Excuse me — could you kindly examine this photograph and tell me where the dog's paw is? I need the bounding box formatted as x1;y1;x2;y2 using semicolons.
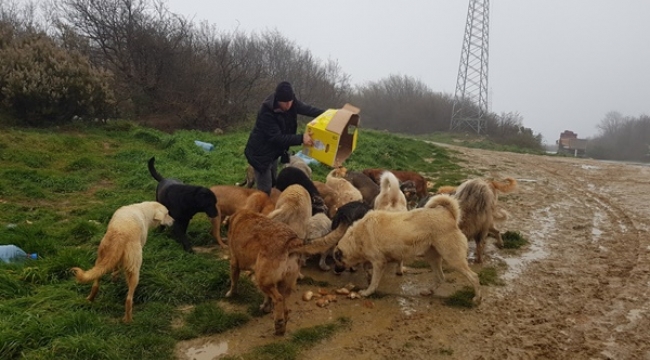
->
225;290;233;298
358;289;373;297
319;264;331;271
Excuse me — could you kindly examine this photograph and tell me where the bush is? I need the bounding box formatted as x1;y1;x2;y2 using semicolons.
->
0;30;115;125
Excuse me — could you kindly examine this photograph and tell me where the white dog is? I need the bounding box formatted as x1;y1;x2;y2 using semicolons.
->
71;201;174;322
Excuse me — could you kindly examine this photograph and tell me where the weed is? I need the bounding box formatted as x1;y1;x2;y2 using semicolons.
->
502;231;528;249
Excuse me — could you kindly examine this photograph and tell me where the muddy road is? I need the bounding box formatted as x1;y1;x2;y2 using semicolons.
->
177;146;650;360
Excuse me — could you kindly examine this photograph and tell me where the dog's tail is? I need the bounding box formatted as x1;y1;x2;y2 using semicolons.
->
489;177;517;194
379;171;399;194
423;194;462;224
148;157;164;182
290;225;348;256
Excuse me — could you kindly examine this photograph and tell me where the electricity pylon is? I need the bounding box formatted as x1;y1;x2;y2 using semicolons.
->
450;0;490;134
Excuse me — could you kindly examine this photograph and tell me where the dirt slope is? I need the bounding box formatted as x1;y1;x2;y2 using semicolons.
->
177;146;650;360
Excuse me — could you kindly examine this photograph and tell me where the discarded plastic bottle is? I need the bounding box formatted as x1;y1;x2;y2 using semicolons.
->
194;140;215;151
0;245;38;263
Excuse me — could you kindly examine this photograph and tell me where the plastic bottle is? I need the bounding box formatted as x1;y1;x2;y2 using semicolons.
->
0;245;38;263
194;140;215;151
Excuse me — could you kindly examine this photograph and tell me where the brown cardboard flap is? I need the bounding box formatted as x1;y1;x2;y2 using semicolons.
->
325;103;360;134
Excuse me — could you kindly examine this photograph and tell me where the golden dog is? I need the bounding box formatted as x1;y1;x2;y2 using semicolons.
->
209;185;279;247
225;210;338;335
332;194;481;303
326;167;363;214
71;201;174;323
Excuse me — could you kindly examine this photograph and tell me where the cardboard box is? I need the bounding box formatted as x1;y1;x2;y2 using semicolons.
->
302;103;360;167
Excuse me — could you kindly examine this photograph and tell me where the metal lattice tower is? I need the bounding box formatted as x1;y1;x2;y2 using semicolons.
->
450;0;490;134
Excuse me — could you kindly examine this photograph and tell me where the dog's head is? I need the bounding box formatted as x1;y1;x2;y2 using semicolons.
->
197;188;219;218
154;204;175;227
332;246;348;273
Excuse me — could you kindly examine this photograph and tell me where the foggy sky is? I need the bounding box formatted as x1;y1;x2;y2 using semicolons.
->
165;0;649;144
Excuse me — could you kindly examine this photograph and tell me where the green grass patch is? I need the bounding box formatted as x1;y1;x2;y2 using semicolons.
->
443;287;477;308
478;266;504;286
501;231;529;249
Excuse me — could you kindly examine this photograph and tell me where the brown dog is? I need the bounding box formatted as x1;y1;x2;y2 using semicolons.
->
363;168;428;199
209;185;278;247
71;201;174;323
226;210;302;336
225;210;337;335
449;177;517;263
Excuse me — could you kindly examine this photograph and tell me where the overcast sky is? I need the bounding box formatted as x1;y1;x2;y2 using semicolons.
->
163;0;649;144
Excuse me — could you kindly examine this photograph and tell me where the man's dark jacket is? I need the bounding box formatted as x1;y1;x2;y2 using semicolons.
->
245;93;323;172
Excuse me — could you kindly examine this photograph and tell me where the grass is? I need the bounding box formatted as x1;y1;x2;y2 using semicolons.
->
501;231;529;249
224;317;351;360
0;121;473;359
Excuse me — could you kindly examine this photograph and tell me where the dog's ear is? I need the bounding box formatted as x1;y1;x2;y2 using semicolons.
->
154;209;167;222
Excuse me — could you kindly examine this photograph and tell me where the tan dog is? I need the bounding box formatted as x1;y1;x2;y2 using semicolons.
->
373;171;409;275
326;167;363;213
209;185;278;247
450;177;517;263
313;180;339;218
373;171;408;212
332;195;481;303
71;201;174;323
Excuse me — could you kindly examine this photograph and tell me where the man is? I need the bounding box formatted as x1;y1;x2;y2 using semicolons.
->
244;81;324;195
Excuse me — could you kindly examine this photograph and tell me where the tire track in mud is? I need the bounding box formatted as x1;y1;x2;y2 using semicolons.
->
465;154;650;359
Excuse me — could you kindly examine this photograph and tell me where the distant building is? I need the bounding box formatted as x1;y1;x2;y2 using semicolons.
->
556;130;587;157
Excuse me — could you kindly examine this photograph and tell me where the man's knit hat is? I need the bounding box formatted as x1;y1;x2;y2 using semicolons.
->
275;81;295;102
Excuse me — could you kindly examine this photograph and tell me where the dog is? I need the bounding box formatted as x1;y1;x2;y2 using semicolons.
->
71;201;174;323
344;170;380;208
226;209;303;336
313;180;339;218
317;200;373;272
267;184;312;240
362;168;428;199
326;167;363;212
306;212;332;271
148;157;218;252
444;177;517;263
332;194;481;303
373;171;409;275
275;167;328;216
373;171;408;212
283;155;312;179
236;165;256;188
209;185;277;247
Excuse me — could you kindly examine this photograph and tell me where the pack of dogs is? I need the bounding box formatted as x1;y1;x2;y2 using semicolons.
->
70;155;517;336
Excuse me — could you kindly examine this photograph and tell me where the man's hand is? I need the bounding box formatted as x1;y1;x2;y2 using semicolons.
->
302;132;314;147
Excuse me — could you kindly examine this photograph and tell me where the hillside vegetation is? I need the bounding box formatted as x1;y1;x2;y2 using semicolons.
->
0;123;470;360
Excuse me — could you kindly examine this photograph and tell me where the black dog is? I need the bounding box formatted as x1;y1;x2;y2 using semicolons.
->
148;157;218;252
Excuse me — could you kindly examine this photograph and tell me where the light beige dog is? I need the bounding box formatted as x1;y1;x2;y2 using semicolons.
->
267;184;312;239
332;194;482;303
326;167;363;212
71;201;174;323
373;171;409;275
283;155;312;179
